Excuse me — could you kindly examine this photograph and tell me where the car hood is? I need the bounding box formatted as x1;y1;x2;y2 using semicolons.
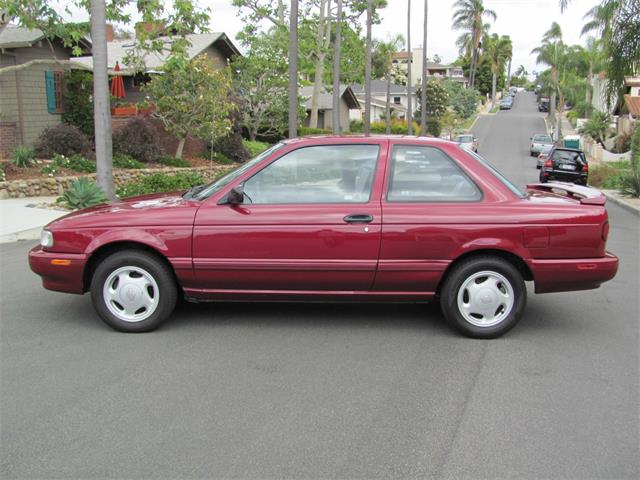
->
48;191;202;229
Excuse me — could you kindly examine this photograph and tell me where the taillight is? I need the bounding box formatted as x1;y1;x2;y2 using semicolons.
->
582;163;589;173
544;159;553;168
602;221;609;241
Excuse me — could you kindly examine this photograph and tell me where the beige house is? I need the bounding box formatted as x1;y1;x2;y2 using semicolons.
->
301;85;360;132
0;26;90;157
392;49;468;88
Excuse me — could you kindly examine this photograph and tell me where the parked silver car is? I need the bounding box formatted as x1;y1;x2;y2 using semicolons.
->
530;133;554;157
454;134;478;152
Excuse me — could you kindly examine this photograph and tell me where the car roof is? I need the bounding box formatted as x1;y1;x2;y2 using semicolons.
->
281;134;457;147
552;147;583;153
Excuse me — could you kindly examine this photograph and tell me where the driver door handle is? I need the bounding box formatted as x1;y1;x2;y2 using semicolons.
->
343;214;373;224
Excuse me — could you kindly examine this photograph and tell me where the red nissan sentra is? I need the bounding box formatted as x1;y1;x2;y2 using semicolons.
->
29;136;618;338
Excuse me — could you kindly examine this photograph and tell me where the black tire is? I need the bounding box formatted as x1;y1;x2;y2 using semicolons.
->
439;256;526;339
539;171;548;183
90;250;178;332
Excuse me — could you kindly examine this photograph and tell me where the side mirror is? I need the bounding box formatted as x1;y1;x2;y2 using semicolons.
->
225;185;245;205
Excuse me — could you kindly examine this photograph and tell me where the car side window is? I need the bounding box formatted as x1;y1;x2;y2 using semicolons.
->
387;145;482;202
243;144;380;204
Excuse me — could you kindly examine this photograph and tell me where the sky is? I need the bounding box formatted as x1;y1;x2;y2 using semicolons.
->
61;0;598;79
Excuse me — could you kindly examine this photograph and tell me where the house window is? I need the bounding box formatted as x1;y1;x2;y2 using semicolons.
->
393;96;401;105
45;70;64;113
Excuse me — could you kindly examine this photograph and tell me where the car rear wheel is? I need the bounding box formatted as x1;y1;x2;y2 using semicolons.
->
440;256;526;338
90;250;177;332
539;171;548;183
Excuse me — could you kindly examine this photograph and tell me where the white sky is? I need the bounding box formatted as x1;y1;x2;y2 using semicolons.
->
62;0;598;78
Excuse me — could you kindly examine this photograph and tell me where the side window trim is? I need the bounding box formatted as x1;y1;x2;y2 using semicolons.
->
385;144;483;203
242;143;382;205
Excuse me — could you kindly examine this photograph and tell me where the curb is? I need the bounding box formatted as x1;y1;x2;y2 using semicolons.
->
0;226;42;245
602;191;640;217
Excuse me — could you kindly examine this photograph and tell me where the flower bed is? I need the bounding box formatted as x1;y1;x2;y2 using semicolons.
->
0;165;235;199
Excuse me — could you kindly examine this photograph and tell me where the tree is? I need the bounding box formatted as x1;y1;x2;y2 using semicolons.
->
579;111;611;145
289;0;298;138
371;34;404;133
419;0;428;136
332;0;343;133
406;0;413;135
451;0;496;88
232;35;300;141
484;33;512;109
143;55;235;158
415;78;448;120
364;0;373;135
532;22;563;132
443;79;480;118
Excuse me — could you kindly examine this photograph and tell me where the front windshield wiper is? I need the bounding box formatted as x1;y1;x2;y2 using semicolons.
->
183;184;206;200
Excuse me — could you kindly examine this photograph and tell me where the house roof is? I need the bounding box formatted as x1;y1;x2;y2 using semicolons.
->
354;94;407;112
74;32;240;74
0;25;92;50
300;85;361;110
624;95;640;117
624;76;640;87
351;80;416;95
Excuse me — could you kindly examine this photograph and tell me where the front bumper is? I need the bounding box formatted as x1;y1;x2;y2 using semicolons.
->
528;253;619;294
29;246;87;294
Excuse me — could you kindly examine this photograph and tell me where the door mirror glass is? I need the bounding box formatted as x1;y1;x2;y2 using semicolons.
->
225;185;245;205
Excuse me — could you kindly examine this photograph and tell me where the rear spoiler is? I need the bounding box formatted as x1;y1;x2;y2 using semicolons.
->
526;182;607;206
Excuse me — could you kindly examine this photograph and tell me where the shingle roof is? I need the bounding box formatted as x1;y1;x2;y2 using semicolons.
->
624;95;640;117
0;26;45;48
300;85;361;110
74;32;239;74
351;80;416;95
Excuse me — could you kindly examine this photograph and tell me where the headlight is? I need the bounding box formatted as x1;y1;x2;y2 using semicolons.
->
40;229;54;248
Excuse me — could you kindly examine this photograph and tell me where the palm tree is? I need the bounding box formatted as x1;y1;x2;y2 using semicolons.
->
485;34;512;109
374;34;404;134
514;64;528;79
451;0;496;88
581;0;619;39
420;0;428;136
364;0;373;135
581;37;603;118
288;0;298;138
331;0;343;134
406;0;413;135
532;22;563;132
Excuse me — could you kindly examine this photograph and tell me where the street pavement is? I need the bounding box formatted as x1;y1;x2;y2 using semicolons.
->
1;92;638;479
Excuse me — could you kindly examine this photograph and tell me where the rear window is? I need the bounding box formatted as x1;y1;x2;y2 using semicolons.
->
533;135;552;142
466;150;526;198
456;135;473;142
552;150;585;164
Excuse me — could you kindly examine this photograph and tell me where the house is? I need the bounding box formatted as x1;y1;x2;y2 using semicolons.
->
392;48;468;87
75;25;241;103
0;25;91;157
350;94;408;123
351;80;417;119
300;85;360;132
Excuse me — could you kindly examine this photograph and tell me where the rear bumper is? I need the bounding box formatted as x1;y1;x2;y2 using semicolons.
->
528;253;619;294
29;246;87;294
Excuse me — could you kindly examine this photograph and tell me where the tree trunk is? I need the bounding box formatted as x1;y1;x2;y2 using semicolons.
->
309;0;329;129
91;0;115;200
332;0;343;134
420;0;428;136
469;48;477;88
385;71;391;134
364;0;373;135
491;71;497;109
586;61;593;119
556;91;564;141
175;137;186;158
506;57;512;89
549;68;557;133
406;0;413;135
288;0;298;138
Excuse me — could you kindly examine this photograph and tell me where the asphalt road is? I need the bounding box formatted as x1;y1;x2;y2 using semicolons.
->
1;92;639;479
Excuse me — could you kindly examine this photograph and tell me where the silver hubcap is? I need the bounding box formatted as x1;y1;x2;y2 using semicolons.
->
103;266;159;323
457;270;515;327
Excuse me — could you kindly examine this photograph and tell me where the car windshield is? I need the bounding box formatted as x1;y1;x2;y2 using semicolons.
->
533;134;552;143
456;135;473;142
192;143;285;200
466;150;527;198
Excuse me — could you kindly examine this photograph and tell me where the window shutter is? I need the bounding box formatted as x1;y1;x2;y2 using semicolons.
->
45;70;56;113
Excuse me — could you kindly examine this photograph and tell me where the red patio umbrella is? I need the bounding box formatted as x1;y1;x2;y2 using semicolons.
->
110;61;126;99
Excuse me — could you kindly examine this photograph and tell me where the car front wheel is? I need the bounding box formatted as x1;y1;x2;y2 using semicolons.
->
440;256;526;338
90;250;178;332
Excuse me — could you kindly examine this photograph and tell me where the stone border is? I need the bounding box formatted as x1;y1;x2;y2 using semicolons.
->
0;165;235;199
602;190;640;217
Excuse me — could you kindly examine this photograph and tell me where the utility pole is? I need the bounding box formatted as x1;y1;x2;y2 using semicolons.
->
406;0;413;135
364;0;372;136
332;0;343;134
288;0;299;138
91;0;114;199
420;0;428;136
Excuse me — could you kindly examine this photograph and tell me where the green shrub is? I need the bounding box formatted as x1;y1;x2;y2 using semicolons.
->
579;111;611;144
298;127;331;136
113;154;145;169
426;118;442;137
350;119;364;133
58;178;107;209
159;156;191;168
116;171;204;198
620;125;640;197
112;117;163;162
0;163;6;182
12;145;35;167
211;152;233;164
34;124;94;158
242;140;271;157
51;153;96;173
62;70;94;136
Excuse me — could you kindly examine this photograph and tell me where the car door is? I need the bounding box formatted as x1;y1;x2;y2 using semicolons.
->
375;142;485;294
192;141;387;294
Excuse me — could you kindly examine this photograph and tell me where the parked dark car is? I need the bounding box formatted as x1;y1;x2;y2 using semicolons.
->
538;98;550;112
539;147;589;185
29;137;616;339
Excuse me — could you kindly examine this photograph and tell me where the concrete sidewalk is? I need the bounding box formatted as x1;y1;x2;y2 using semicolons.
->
0;197;68;244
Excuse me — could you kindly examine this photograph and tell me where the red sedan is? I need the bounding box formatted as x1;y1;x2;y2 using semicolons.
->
29;136;618;338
